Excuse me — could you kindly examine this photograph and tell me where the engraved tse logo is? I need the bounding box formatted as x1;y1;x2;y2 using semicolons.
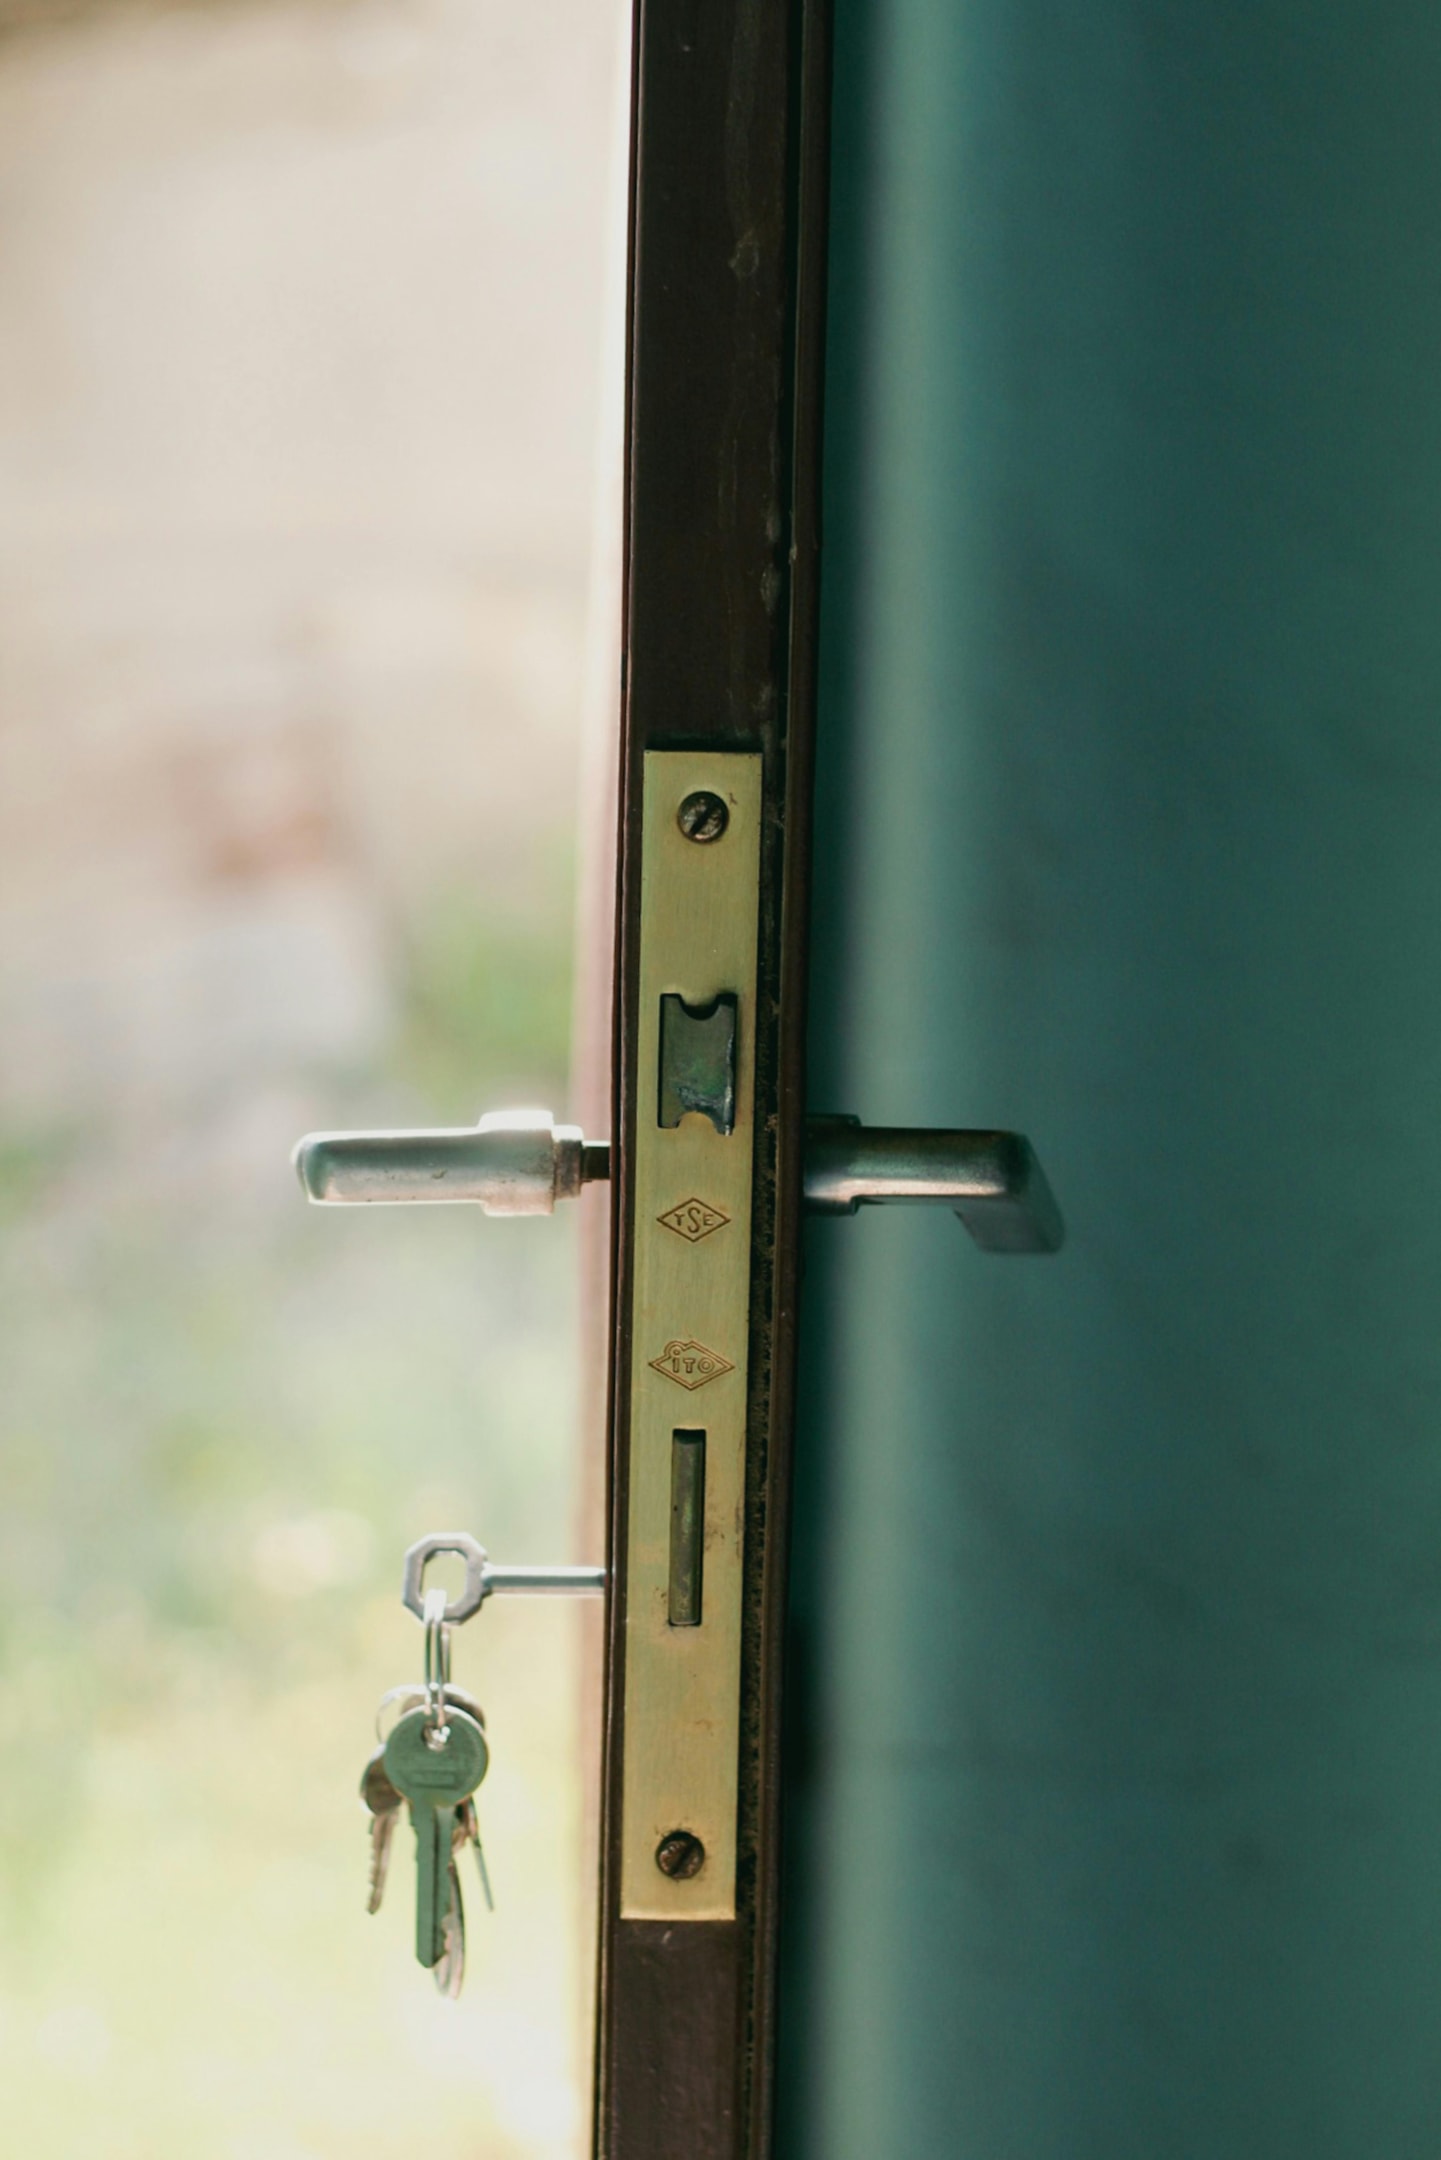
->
657;1197;730;1243
648;1339;735;1390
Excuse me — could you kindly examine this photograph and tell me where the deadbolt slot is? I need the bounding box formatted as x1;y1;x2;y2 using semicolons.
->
658;993;738;1134
668;1431;706;1628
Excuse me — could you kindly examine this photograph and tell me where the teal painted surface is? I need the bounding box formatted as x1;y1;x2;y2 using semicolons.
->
779;6;1441;2155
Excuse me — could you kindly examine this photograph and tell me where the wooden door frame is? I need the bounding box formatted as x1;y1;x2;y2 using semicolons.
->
594;0;832;2151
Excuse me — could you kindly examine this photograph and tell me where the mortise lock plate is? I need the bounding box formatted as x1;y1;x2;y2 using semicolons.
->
292;754;1063;1926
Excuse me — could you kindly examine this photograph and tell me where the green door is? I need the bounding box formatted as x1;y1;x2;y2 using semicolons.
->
782;6;1441;2155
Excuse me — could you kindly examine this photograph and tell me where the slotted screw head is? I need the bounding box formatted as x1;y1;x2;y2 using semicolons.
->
676;791;729;843
655;1830;706;1879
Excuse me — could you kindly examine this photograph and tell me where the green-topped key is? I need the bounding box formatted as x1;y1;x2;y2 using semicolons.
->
384;1705;489;1969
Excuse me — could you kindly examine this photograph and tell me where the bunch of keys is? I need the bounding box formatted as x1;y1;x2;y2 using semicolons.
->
358;1530;605;1998
361;1583;494;1998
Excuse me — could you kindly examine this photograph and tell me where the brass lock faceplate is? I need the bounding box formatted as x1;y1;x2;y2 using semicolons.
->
620;750;760;1920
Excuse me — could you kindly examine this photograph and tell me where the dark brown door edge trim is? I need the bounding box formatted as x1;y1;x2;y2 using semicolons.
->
594;0;833;2152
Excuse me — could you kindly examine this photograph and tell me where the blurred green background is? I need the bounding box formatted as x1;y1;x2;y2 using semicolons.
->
0;0;624;2150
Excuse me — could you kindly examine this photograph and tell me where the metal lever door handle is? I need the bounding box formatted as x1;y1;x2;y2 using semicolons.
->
294;1108;1062;1252
293;1108;611;1216
801;1115;1062;1253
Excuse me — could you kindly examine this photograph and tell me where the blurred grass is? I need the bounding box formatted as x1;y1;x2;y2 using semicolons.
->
389;871;575;1109
0;894;590;2158
0;1126;78;1223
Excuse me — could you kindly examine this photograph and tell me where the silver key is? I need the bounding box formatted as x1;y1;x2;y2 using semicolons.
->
433;1852;465;1998
432;1796;493;1996
360;1747;403;1915
455;1795;494;1912
364;1687;486;1924
384;1702;487;1972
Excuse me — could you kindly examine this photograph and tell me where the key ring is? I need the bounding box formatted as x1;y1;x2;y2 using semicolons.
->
422;1585;451;1744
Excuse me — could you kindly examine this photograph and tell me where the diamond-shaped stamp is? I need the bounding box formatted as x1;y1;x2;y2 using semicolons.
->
657;1197;730;1244
648;1339;735;1390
